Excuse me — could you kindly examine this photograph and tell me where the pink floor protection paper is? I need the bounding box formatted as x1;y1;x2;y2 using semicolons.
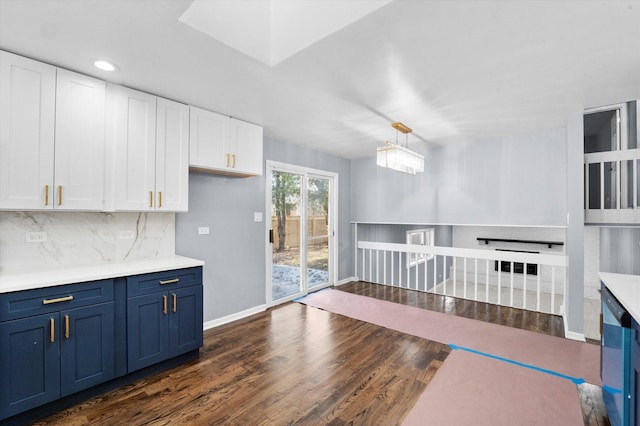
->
296;288;600;385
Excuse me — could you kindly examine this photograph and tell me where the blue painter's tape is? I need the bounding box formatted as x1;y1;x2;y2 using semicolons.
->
448;344;585;385
602;384;622;395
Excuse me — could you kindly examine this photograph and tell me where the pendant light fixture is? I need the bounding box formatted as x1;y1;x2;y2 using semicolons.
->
376;122;424;175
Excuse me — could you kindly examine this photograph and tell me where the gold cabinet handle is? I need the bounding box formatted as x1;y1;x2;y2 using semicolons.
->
172;293;177;313
163;295;168;314
44;185;49;206
50;318;55;343
158;191;162;208
149;191;153;208
159;278;179;285
65;315;70;339
232;154;236;168
57;185;62;206
43;295;74;305
226;153;230;167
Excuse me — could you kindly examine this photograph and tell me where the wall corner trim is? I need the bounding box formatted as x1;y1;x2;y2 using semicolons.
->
203;304;267;330
563;311;586;342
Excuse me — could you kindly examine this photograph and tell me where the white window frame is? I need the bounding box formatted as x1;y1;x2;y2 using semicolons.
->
406;228;434;268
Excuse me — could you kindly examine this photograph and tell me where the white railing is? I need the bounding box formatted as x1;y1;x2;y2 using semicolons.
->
356;241;568;315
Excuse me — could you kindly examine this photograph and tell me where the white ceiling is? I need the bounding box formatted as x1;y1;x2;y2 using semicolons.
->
1;0;639;159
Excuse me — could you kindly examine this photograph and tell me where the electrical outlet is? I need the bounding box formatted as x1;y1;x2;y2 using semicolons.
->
26;232;47;243
254;212;263;222
118;230;135;240
198;227;210;235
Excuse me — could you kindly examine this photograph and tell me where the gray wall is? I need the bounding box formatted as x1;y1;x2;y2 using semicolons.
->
351;128;567;226
600;227;640;275
176;137;351;323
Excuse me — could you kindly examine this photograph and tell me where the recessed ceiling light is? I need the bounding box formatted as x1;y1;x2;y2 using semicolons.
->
93;60;118;72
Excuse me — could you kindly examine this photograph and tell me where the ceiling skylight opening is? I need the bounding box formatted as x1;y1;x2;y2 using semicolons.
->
93;60;119;72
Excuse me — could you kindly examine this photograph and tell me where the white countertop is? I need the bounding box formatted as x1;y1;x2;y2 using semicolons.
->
600;272;640;324
0;255;205;293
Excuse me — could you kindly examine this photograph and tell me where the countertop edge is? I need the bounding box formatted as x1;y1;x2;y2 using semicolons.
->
600;272;640;324
0;255;205;293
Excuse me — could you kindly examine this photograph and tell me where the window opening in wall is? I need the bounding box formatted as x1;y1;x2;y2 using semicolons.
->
406;228;434;268
584;100;639;223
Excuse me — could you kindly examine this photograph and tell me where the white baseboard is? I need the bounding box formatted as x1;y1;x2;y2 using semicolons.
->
335;276;358;286
203;304;267;331
563;311;586;342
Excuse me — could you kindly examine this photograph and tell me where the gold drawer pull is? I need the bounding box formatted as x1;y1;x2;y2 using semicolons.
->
226;153;230;167
163;295;167;314
50;318;55;342
232;154;236;168
159;278;179;285
44;185;49;206
158;191;163;208
43;295;74;305
149;191;153;208
172;293;177;313
57;185;63;206
65;315;70;339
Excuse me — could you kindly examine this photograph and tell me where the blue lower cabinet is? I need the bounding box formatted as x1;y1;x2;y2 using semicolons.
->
127;293;171;371
170;285;203;357
0;280;116;421
60;303;115;396
127;283;203;372
0;313;61;418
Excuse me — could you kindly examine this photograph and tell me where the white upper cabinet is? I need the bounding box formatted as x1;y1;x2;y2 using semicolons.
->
230;118;263;176
189;106;229;171
54;69;105;210
108;85;188;211
189;106;262;176
0;51;105;211
156;98;189;211
0;51;55;210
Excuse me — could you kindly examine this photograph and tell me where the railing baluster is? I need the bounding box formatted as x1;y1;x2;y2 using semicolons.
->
399;252;403;288
551;266;556;314
509;262;514;307
523;265;527;310
361;249;365;281
443;256;447;295
536;265;541;312
474;258;478;301
424;253;428;292
497;261;502;305
391;251;395;286
463;257;467;299
453;257;457;297
415;253;418;290
383;250;387;285
485;259;489;303
433;254;437;294
369;249;372;283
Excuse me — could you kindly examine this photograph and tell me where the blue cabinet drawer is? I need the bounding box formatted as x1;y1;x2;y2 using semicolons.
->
127;267;202;297
0;280;114;322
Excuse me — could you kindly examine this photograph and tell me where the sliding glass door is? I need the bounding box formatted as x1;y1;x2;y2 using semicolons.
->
267;162;336;305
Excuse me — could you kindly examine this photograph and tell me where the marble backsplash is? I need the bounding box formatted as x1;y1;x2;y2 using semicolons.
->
0;211;175;274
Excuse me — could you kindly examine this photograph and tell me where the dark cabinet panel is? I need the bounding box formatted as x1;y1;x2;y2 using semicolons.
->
0;313;60;418
169;285;203;357
127;293;170;371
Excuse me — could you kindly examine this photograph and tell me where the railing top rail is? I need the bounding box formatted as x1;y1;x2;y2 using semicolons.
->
357;240;567;267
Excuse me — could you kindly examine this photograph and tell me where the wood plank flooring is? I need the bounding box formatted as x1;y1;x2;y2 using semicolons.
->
32;281;608;425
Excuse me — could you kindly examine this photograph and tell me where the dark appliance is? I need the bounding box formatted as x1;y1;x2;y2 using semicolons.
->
601;284;632;426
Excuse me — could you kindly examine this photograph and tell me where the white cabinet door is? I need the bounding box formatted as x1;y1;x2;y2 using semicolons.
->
111;86;157;211
188;106;229;171
54;69;105;210
230;118;263;176
156;98;189;211
0;50;56;210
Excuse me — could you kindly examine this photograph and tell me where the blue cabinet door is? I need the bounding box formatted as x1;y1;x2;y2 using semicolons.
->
60;302;115;396
127;293;170;372
169;286;203;357
0;313;60;419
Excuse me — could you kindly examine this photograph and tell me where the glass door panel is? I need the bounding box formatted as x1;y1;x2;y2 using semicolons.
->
307;177;330;289
271;171;302;301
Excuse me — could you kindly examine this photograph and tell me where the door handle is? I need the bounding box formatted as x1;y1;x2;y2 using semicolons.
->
65;315;70;339
50;318;55;343
163;295;168;314
172;293;177;313
269;229;274;244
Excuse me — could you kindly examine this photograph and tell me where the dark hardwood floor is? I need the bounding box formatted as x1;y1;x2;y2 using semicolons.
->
32;281;608;425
